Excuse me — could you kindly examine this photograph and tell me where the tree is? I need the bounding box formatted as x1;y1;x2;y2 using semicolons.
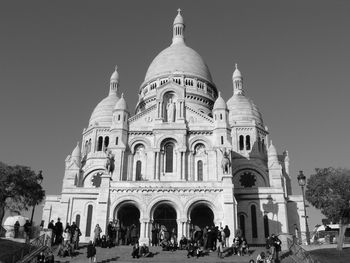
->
305;167;350;250
0;162;45;224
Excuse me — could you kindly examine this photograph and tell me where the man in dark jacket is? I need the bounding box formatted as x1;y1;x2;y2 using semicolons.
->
55;218;63;245
223;225;230;247
48;220;55;245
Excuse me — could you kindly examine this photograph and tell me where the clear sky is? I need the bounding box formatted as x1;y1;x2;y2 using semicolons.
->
1;0;349;229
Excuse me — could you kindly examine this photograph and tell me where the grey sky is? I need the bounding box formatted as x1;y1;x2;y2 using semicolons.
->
1;0;349;228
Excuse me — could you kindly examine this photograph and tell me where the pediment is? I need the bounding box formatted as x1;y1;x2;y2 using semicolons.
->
185;105;214;125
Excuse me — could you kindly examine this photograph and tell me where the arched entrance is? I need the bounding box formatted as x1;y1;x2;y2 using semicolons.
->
153;204;177;237
115;203;140;244
190;204;214;229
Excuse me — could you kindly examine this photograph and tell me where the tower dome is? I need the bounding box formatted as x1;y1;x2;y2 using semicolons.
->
143;9;213;84
114;93;128;111
227;94;263;125
89;94;119;127
213;92;227;110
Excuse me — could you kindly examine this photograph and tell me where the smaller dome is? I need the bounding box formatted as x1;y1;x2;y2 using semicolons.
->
114;93;128;111
174;8;184;24
227;94;263;125
232;63;242;79
110;65;119;81
89;93;119;126
213;92;227;110
71;142;80;158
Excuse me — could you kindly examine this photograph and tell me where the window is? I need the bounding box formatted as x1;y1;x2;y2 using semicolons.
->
104;136;109;149
220;113;223;120
246;135;251;150
136;161;142;181
197;160;203;181
165;143;174;173
115;137;119;145
97;136;103;151
239;135;244;150
251;205;258;238
86;205;93;237
221;136;224;145
239;215;246;238
118;115;121;121
264;215;269;238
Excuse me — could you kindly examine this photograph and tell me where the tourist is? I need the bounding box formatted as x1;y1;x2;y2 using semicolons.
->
223;225;230;247
107;221;114;245
23;220;31;243
232;236;242;255
69;222;77;242
256;252;265;263
131;242;140;258
130;224;138;245
87;240;96;263
240;238;249;255
217;230;224;259
101;235;108;248
125;226;131;245
14;221;20;238
187;241;195;258
72;227;81;250
55;218;63;245
269;234;282;262
140;243;153;257
93;224;102;246
151;223;158;246
48;220;55;245
179;235;188;250
202;226;208;250
195;240;203;258
265;251;273;263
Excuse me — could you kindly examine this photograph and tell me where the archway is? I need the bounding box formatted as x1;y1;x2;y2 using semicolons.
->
190;204;214;229
153;204;177;238
116;204;140;244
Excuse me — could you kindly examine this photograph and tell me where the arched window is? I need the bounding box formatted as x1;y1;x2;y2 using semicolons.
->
251;205;258;238
97;136;103;151
85;205;93;237
221;136;224;145
104;136;109;150
115;137;119;145
75;214;81;228
88;139;91;153
264;215;269;238
118;114;121;121
246;135;251;150
136;160;142;181
220;113;223;120
197;160;203;181
239;135;244;150
165;143;174;173
239;214;246;238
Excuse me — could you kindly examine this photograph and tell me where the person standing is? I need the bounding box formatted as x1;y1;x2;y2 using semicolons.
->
223;225;230;247
93;224;102;246
14;221;20;238
130;224;138;245
87;240;96;263
55;218;63;245
23;220;31;243
48;220;55;245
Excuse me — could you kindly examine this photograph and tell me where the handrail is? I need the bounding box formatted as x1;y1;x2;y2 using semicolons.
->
286;238;320;263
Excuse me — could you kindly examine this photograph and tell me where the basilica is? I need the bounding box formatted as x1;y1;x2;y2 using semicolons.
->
42;10;305;245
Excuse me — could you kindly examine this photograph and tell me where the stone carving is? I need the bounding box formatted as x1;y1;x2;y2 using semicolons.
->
166;98;175;122
220;148;231;174
91;173;102;187
239;172;256;187
106;151;115;175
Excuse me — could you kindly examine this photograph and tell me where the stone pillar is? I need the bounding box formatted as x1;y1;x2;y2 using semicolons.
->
155;151;160;180
160;151;164;177
221;175;236;238
139;219;150;245
181;151;186;180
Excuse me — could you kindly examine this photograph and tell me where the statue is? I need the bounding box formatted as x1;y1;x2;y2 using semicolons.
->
166;98;175;122
220;148;231;174
106;151;115;175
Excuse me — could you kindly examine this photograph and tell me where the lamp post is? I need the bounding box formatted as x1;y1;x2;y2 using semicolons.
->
30;170;43;225
297;170;310;245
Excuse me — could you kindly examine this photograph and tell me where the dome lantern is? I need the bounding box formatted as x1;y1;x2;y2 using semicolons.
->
172;8;185;45
233;63;244;95
110;65;119;96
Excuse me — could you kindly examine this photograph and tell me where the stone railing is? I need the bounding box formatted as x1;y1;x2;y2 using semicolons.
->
285;238;320;263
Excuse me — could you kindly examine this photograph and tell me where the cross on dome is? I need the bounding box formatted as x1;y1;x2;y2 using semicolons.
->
172;8;185;45
177;8;181;14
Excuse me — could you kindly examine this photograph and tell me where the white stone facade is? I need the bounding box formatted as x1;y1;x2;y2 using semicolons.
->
42;10;304;245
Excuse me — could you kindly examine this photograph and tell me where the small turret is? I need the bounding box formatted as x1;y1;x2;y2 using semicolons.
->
71;142;81;163
232;63;244;95
110;65;119;96
213;92;230;146
112;93;129;130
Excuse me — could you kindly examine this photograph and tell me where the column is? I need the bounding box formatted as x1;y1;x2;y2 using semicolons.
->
160;151;164;177
189;151;193;181
155;151;160;180
181;151;186;181
177;219;182;243
154;152;157;180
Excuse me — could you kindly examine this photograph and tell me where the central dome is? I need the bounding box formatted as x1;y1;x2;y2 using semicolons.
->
144;42;213;83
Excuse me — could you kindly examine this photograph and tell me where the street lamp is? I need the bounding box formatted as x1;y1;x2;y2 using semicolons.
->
30;170;43;225
297;170;310;245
